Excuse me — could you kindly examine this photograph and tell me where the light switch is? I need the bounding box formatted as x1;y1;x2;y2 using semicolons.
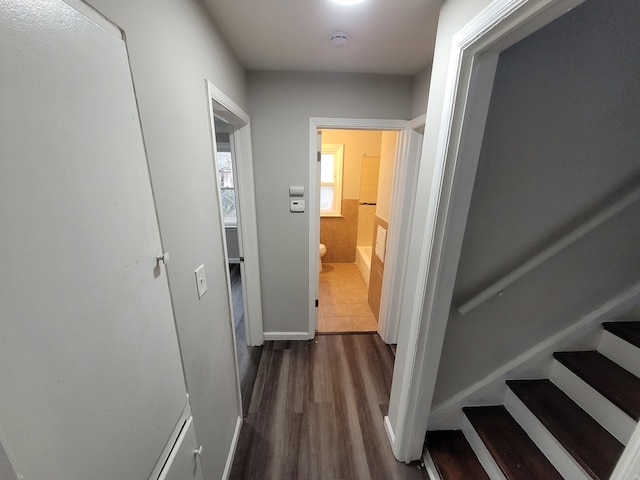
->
289;185;304;196
290;200;305;212
195;264;207;298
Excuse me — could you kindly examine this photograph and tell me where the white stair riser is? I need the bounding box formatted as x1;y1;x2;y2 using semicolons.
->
598;330;640;379
550;360;634;444
461;416;507;480
504;390;590;480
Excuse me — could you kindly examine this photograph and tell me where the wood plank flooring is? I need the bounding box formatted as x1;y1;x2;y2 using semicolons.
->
230;334;426;480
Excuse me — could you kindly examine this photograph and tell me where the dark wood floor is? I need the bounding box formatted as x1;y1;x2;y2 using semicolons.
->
230;264;262;415
230;333;426;480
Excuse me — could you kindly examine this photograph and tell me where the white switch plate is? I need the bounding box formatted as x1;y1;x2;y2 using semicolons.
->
195;264;207;298
289;185;304;196
290;200;305;212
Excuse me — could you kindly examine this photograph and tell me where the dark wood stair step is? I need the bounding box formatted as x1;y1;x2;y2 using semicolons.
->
553;350;640;420
507;379;623;479
427;430;489;480
603;321;640;349
463;406;563;480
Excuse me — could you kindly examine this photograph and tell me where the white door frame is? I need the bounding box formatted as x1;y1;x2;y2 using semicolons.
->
385;0;589;463
206;80;264;348
308;118;409;340
378;116;425;344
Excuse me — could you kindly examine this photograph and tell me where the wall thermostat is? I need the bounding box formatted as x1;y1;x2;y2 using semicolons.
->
290;200;305;212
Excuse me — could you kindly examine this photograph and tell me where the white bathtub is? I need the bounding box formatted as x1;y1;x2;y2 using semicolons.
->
355;245;372;288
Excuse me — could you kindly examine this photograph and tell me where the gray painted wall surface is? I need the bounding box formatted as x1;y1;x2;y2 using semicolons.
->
433;0;640;405
84;0;247;477
248;71;412;333
410;63;433;119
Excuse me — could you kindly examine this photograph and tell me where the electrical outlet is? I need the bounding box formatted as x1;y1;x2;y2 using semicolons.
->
195;264;207;298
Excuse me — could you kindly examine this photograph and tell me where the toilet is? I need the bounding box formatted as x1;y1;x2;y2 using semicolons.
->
319;243;327;272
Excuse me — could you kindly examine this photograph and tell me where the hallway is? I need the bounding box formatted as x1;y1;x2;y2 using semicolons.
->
229;334;426;479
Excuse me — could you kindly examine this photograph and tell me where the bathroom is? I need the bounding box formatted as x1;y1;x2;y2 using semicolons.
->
318;129;397;333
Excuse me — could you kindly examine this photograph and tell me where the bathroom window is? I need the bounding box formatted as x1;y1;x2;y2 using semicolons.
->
216;150;237;225
320;144;344;216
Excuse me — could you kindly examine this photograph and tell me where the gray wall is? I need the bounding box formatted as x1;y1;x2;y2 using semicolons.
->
433;0;640;405
410;62;433;119
248;71;412;333
84;0;247;477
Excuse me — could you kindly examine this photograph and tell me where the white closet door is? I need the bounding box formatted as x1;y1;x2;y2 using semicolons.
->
0;1;187;479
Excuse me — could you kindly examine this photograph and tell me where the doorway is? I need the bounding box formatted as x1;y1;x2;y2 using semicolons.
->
207;81;264;415
308;118;422;342
317;129;397;333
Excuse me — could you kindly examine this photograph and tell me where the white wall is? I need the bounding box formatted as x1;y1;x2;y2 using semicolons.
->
432;0;640;405
248;71;412;333
83;0;246;477
376;131;398;222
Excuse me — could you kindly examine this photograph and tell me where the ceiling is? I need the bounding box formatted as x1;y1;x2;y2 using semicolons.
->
202;0;441;76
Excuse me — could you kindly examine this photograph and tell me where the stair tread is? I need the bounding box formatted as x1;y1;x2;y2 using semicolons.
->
508;379;623;479
554;350;640;420
427;430;489;480
463;405;563;480
603;321;640;349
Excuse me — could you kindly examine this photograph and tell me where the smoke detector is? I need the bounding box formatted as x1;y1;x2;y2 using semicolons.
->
330;31;349;48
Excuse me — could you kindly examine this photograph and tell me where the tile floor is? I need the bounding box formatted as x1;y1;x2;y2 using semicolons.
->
318;263;378;333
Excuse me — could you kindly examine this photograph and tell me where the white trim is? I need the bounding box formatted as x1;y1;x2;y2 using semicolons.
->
222;416;243;480
148;400;192;480
599;330;640;379
378;128;423;344
384;415;396;446
504;390;590;480
319;144;344;216
427;281;640;430
206;80;263;347
263;331;310;341
422;450;442;480
550;361;634;445
611;423;640;480
308;117;409;341
409;114;427;131
461;416;507;480
387;0;591;462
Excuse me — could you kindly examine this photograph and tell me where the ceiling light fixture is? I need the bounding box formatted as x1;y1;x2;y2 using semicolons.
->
329;0;366;5
329;31;349;48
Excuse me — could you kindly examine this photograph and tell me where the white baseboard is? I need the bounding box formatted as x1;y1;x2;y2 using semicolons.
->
422;450;442;480
428;281;640;430
262;331;310;341
384;415;396;448
222;416;243;480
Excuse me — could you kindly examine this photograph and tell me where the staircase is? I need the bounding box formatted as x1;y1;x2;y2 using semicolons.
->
426;321;640;479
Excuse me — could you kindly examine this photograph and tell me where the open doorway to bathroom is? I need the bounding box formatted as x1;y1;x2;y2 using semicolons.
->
317;129;398;333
